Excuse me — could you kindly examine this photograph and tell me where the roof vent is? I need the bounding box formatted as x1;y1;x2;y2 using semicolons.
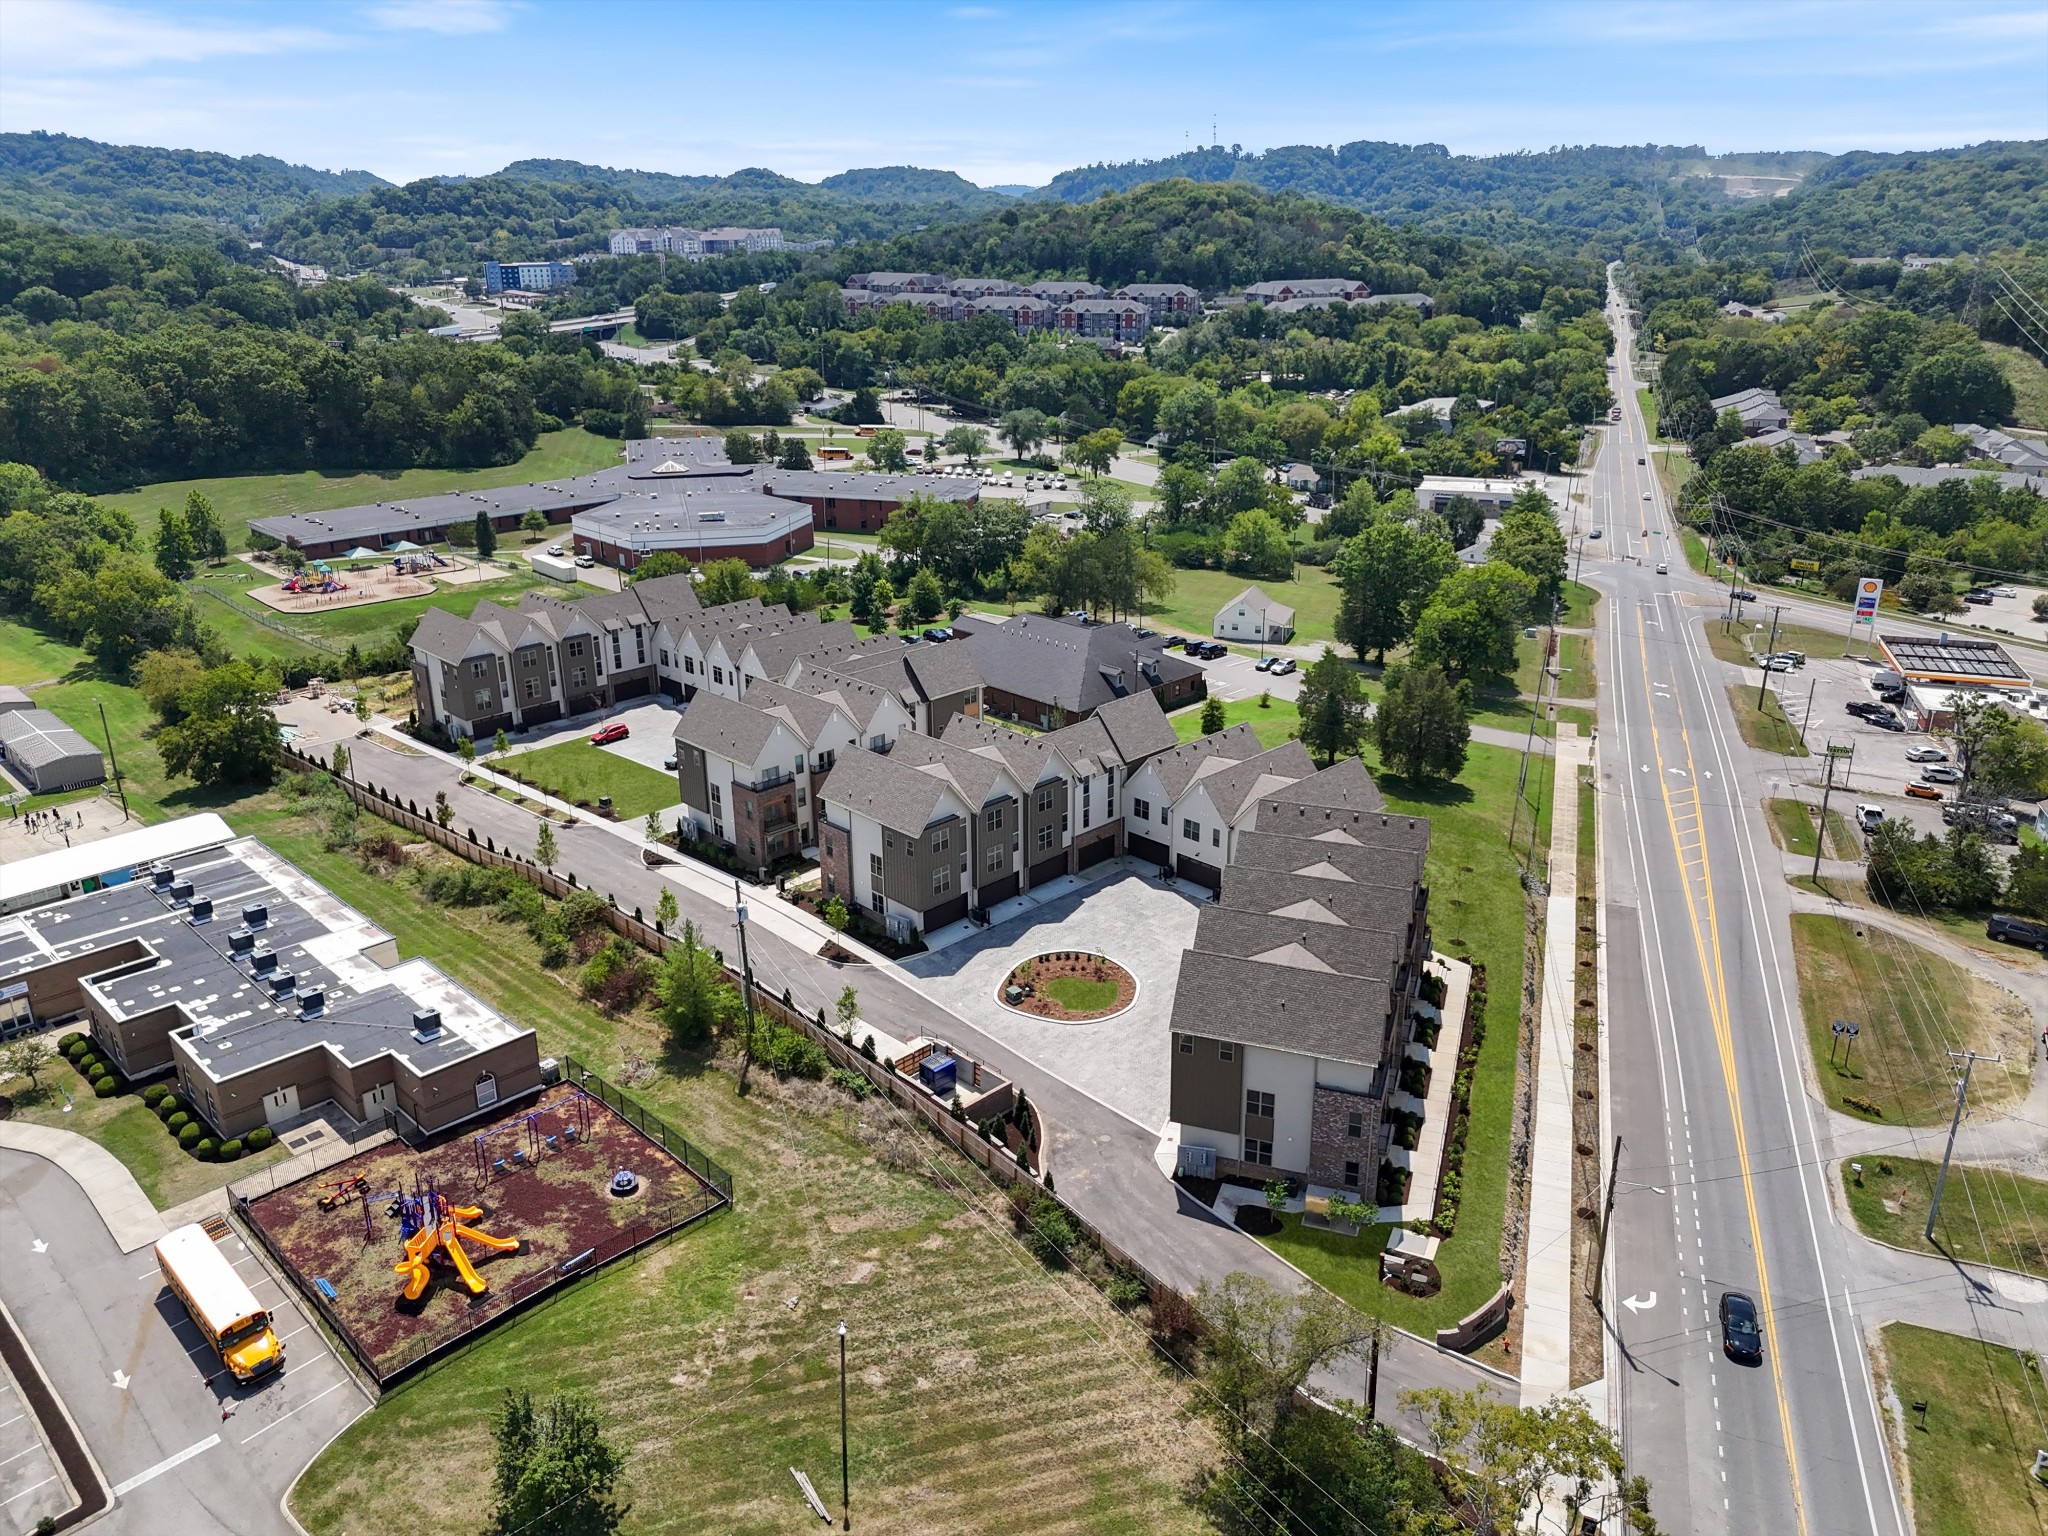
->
169;879;194;904
152;867;174;890
242;903;268;929
412;1008;444;1042
251;949;277;973
271;970;297;996
297;988;325;1016
228;930;255;955
188;897;213;923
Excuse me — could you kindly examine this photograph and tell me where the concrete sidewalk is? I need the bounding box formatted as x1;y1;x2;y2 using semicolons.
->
1522;726;1594;1404
0;1122;165;1254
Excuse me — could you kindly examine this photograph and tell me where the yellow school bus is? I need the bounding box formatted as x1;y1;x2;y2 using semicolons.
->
155;1223;283;1382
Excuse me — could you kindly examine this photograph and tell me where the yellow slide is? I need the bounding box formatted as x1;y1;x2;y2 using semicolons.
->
392;1224;439;1302
440;1224;489;1294
389;1206;520;1301
453;1223;520;1255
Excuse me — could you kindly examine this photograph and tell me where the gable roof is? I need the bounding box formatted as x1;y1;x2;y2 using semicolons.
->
1137;723;1264;799
1183;740;1316;822
1169;949;1390;1064
1192;905;1401;981
1090;689;1179;765
1218;585;1296;625
953;613;1195;715
820;746;957;833
1217;868;1420;935
740;678;850;746
888;731;1017;808
1230;828;1426;891
784;667;906;735
1253;756;1387;820
671;691;789;764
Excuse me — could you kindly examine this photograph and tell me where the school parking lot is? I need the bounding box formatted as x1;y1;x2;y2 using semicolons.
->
0;1151;368;1535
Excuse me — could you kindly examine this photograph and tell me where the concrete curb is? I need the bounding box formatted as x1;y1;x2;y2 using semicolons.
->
0;1292;110;1533
0;1122;165;1255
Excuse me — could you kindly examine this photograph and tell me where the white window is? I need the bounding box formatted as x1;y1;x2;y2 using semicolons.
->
566;638;585;659
933;865;952;896
1212;827;1221;848
1182;818;1199;842
470;658;489;678
1036;824;1055;853
1218;1042;1234;1062
984;844;1004;874
1133;797;1151;822
709;784;722;811
985;804;1004;832
1244;1139;1273;1167
713;666;725;686
571;667;587;689
932;827;950;853
473;689;491;710
660;649;670;667
869;853;883;884
1176;1033;1193;1054
1245;1089;1275;1120
1037;784;1055;814
523;680;540;701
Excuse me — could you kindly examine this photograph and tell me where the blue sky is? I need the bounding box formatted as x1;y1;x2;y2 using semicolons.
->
3;0;2044;188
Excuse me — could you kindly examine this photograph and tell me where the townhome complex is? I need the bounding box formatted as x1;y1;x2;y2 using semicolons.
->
949;612;1203;728
607;226;791;256
1166;757;1433;1193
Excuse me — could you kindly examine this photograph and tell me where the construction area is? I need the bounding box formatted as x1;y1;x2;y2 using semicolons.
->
243;1077;731;1382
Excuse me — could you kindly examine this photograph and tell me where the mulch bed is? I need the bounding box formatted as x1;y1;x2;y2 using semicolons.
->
998;952;1137;1021
247;1084;717;1377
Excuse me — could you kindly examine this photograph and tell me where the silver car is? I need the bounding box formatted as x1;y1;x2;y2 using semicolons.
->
1919;764;1963;784
1905;745;1948;763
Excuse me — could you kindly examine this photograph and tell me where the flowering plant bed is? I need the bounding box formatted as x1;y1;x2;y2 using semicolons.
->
998;952;1137;1021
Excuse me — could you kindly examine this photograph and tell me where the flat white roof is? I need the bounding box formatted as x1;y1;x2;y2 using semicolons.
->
0;813;236;909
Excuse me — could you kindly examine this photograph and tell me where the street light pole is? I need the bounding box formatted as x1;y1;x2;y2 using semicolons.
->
1927;1049;1995;1243
838;1319;851;1530
734;880;758;1095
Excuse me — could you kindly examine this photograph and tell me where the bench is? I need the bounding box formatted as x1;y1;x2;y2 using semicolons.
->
314;1277;338;1303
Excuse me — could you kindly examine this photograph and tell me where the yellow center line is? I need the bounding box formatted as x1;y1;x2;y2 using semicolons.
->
1634;606;1809;1535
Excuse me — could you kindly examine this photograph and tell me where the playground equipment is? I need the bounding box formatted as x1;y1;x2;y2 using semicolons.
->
316;1174;370;1212
472;1090;594;1182
391;1187;519;1301
610;1168;639;1196
283;572;346;595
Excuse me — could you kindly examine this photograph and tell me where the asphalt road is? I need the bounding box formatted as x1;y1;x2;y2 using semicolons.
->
1591;278;1908;1535
0;1151;369;1536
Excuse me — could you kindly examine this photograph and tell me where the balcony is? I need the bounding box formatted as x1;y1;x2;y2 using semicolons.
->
741;768;794;792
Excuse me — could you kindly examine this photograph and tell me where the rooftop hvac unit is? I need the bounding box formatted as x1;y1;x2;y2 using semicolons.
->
251;949;277;973
411;1007;443;1042
698;510;726;522
297;988;325;1016
152;867;174;890
169;879;194;903
270;971;296;996
187;897;213;923
228;930;255;954
242;903;268;928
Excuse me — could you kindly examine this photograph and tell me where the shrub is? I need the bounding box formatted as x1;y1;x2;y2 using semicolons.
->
93;1078;118;1098
75;1052;101;1075
1106;1270;1148;1309
89;1063;112;1082
177;1123;203;1149
246;1126;276;1151
218;1139;244;1161
1019;1194;1077;1266
62;1036;90;1060
194;1137;218;1160
762;1024;827;1079
141;1083;171;1107
829;1067;873;1100
156;1094;182;1120
166;1111;191;1133
58;1031;86;1053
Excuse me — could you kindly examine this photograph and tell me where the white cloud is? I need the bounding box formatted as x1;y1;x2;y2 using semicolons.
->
361;0;510;35
0;0;331;70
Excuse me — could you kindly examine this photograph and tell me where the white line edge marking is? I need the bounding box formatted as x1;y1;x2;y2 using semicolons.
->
239;1378;349;1444
109;1433;221;1497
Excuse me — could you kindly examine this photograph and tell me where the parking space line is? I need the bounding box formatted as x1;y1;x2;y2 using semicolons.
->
278;1324;316;1343
109;1433;221;1497
239;1379;349;1444
0;1411;24;1430
0;1443;47;1467
1;1474;57;1507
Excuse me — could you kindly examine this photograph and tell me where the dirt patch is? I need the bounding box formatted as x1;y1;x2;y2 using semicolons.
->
996;952;1137;1021
247;1083;723;1380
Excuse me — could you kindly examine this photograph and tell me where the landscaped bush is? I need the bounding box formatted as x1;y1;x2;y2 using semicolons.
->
194;1137;217;1160
177;1122;203;1149
58;1031;86;1052
166;1111;191;1133
761;1023;826;1079
218;1139;244;1161
88;1064;111;1084
828;1067;872;1100
141;1082;171;1107
1106;1270;1148;1309
156;1094;182;1120
246;1126;275;1151
1019;1193;1077;1266
74;1053;100;1075
93;1079;117;1098
61;1036;90;1060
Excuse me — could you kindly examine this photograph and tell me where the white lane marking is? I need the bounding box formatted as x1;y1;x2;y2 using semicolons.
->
0;1474;57;1507
109;1434;221;1496
0;1444;46;1467
110;1370;130;1390
239;1378;350;1444
29;1239;47;1254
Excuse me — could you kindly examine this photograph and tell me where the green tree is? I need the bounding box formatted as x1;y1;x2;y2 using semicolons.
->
1944;693;2048;802
629;550;692;583
2004;843;2048;919
457;734;475;764
535;821;558;869
865;429;909;472
654;887;679;929
1296;647;1369;767
330;742;349;779
154;504;194;580
835;984;860;1036
1332;519;1457;662
155;659;281;788
473;510;497;560
433;790;453;828
1194;1402;1444;1536
867;575;896;633
1413;562;1536;682
484;1390;628;1536
1194;1273;1386;1450
942;425;988;465
777;435;812;469
1070;426;1123;477
3;1037;53;1094
183;490;227;561
1486;488;1568;613
1200;695;1227;734
1375;661;1472;781
905;567;945;624
1222;508;1293;579
521;508;549;538
494;728;509;755
723;429;760;464
822;895;850;933
653;921;741;1048
999;408;1050;461
697;559;759;606
1402;1385;1650;1536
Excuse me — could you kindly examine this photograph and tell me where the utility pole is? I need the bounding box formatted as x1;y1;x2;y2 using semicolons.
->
1365;1327;1381;1422
1796;675;1816;753
1756;605;1782;711
1927;1049;1998;1243
838;1319;851;1529
733;879;759;1095
1813;745;1844;882
1591;1135;1623;1305
95;698;128;821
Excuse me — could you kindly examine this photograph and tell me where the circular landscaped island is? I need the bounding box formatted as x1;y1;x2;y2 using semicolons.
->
997;952;1137;1022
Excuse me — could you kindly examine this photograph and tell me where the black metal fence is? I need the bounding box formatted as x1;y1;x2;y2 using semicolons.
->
233;1061;732;1390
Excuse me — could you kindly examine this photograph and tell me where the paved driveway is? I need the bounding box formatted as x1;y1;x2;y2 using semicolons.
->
0;1151;369;1536
898;867;1202;1128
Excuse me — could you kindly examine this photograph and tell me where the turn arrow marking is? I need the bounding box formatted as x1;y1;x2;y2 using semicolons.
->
1622;1291;1657;1314
30;1239;47;1253
111;1370;130;1390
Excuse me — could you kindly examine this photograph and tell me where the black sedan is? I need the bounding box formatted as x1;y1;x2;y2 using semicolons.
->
1720;1290;1763;1364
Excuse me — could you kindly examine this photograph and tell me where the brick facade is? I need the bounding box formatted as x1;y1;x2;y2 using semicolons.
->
1307;1084;1382;1192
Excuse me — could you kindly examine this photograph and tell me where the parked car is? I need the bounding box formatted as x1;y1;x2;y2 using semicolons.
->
922;627;953;644
1760;656;1794;672
545;542;564;556
1255;655;1278;672
1719;1291;1763;1364
1964;591;1994;606
1872;714;1907;732
1905;782;1945;800
1589;528;1602;539
1919;764;1963;783
1857;803;1885;832
1905;745;1948;763
574;554;595;568
1846;701;1892;721
591;723;630;745
663;752;678;771
1199;641;1229;659
1655;562;1669;575
1988;913;2048;950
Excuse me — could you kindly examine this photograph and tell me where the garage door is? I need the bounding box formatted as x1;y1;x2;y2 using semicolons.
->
1076;836;1117;870
1127;834;1170;867
613;676;652;702
978;873;1020;907
1028;853;1068;889
925;894;969;931
1175;855;1222;892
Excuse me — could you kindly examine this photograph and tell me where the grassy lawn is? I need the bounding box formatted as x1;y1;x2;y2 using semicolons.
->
187;563;555;667
1702;616;1854;667
1987;340;2048;431
1654;449;1695;507
27;666;186;823
1876;1323;2048;1536
1636;388;1659;440
1259;739;1543;1336
1791;913;2033;1125
1724;683;1808;756
215;796;1208;1536
1843;1156;2048;1277
1169;694;1301;748
1559;579;1600;630
1514;631;1594;700
0;623;88;687
1043;975;1120;1012
1141;564;1342;645
98;428;624;558
498;739;678;818
1765;796;1857;860
7;1060;291;1209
